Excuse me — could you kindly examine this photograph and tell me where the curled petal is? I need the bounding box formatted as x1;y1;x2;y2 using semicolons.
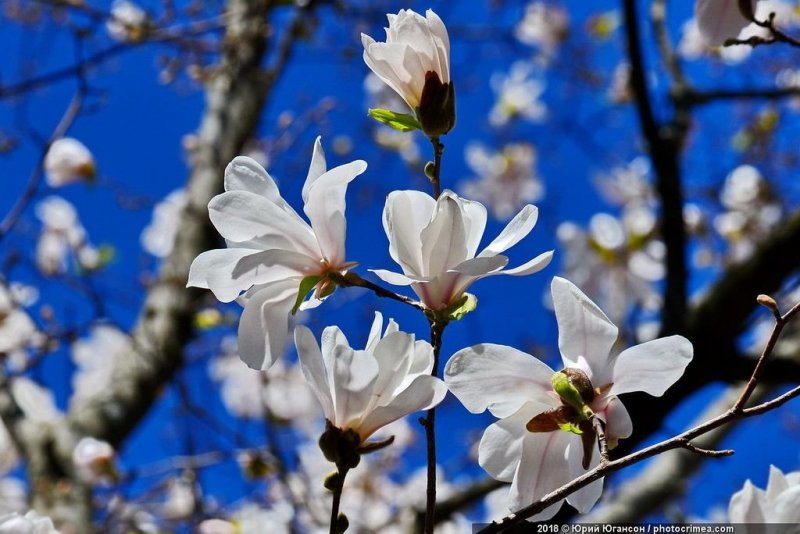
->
237;279;300;370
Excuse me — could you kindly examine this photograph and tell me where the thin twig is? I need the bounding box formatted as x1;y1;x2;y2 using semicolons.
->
422;318;446;534
678;440;734;458
330;271;426;312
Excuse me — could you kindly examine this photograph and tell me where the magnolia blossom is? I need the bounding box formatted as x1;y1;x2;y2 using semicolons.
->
0;511;59;533
188;137;366;370
140;189;187;258
0;283;40;358
695;0;758;45
106;0;149;42
729;466;800;523
34;196;99;275
374;189;552;311
489;62;548;127
514;1;569;60
43;138;95;187
294;313;447;444
445;277;693;519
459;142;544;221
71;325;130;407
72;437;116;485
361;9;450;112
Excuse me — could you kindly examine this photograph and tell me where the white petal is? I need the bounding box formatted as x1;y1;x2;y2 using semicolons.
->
420;192;469;275
187;248;261;302
369;269;418;286
383;190;436;276
237;280;299;370
364;312;384;353
478;404;537;482
444;344;557;418
295;325;334;421
206;249;318;303
609;335;693;396
362;41;422;109
208;191;318;255
565;435;603;513
448;256;508;276
301;136;327;203
224;157;280;200
509;431;572;520
490;250;553;277
369;331;416;407
695;0;754;46
304;160;366;266
329;343;379;428
425;9;450;82
772;486;800;523
551;277;618;385
729;480;766;523
598;395;632;446
480;205;539;257
357;375;446;440
766;465;790;502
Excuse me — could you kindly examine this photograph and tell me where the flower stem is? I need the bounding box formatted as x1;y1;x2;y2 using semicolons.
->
329;467;349;534
429;136;444;199
422;318;446;534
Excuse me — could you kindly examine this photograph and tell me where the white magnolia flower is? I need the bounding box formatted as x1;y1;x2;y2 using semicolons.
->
695;0;759;45
374;189;553;311
34;197;97;275
361;9;450;111
140;189;187;258
0;283;40;357
459;142;544;221
489;62;548;127
43;138;95;187
729;466;800;523
106;0;149;43
10;378;61;424
444;277;692;520
188;137;366;370
72;437;116;485
0;510;59;533
294;312;447;444
0;479;26;516
514;2;569;58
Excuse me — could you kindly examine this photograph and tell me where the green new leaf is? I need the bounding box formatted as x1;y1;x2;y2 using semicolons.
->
292;276;322;315
445;293;478;321
557;421;583;435
368;108;422;133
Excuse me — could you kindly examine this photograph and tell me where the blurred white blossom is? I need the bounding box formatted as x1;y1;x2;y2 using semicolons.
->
34;196;99;275
459;142;544;220
0;510;59;533
0;282;41;358
729;465;800;523
72;437;116;485
71;325;130;407
141;189;187;258
489;62;548;127
10;378;60;424
43;138;95;187
107;0;149;42
514;1;569;62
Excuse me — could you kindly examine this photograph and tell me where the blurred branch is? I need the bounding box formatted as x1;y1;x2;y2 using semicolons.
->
623;0;688;336
0;0;321;530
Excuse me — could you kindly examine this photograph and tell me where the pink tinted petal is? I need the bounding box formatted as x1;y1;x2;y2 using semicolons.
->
565;434;603;513
509;431;572;520
596;395;632;447
609;335;693;397
444;344;557;418
551;277;618;385
478;404;538;482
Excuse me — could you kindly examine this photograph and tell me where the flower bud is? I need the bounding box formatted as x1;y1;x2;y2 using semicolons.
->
318;423;361;470
551;368;594;419
417;72;456;137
